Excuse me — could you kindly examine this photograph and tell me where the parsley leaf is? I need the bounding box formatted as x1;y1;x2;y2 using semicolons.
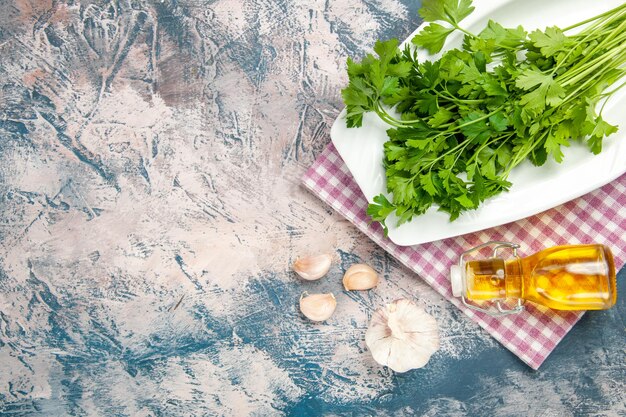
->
517;69;565;111
529;27;570;58
420;172;439;196
366;194;395;235
412;23;455;54
419;0;475;25
544;125;570;163
588;117;618;154
428;107;455;127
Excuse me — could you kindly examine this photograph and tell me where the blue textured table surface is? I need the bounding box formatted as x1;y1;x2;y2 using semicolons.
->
0;1;624;416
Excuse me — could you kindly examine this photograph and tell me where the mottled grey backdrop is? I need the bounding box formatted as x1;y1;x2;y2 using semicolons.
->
0;1;624;416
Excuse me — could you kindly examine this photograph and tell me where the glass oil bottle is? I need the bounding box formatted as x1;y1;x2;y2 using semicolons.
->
450;242;617;315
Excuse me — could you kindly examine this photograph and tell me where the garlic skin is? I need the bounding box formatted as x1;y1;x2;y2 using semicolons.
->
365;299;439;373
299;292;337;322
293;254;333;281
343;264;379;290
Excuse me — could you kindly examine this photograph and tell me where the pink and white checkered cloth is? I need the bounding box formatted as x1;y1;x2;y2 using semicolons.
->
303;143;626;369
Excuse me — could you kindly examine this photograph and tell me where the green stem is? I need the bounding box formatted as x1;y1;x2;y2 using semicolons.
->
503;132;549;177
467;133;514;166
453;107;504;131
410;136;467;178
551;16;624;75
561;18;626;78
433;89;484;104
452;23;479;41
375;105;423;127
430;106;506;135
453;22;520;52
598;78;626;99
560;44;626;88
559;50;626;104
562;3;626;32
599;80;626;116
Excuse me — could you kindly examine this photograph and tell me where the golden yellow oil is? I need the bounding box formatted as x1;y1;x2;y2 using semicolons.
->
464;245;617;310
465;258;507;301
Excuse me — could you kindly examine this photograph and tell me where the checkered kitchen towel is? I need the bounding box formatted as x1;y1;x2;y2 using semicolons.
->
303;143;626;369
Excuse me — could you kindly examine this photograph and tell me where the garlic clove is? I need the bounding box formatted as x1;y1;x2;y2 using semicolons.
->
342;263;379;290
292;254;333;281
365;299;439;373
299;292;337;322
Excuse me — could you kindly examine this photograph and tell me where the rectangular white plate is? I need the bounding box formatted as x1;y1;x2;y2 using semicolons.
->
331;0;626;246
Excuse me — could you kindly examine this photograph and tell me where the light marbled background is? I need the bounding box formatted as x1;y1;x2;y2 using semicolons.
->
0;1;624;416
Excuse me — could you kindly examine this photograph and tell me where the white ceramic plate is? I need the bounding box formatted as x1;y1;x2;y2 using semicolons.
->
331;0;626;246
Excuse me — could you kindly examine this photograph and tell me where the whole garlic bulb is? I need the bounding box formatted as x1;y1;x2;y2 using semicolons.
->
293;254;333;281
299;292;337;322
365;299;439;373
343;263;379;290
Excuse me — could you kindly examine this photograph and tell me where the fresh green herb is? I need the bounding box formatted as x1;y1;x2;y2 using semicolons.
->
341;0;626;231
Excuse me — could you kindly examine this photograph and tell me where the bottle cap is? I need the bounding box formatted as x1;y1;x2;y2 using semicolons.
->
450;265;463;297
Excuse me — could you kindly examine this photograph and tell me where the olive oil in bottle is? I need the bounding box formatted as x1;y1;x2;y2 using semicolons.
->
452;244;617;311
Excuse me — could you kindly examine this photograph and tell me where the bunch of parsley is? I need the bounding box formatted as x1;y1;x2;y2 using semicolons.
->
341;0;626;233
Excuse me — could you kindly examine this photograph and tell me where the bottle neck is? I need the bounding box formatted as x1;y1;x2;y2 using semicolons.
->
464;258;508;300
504;258;523;298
